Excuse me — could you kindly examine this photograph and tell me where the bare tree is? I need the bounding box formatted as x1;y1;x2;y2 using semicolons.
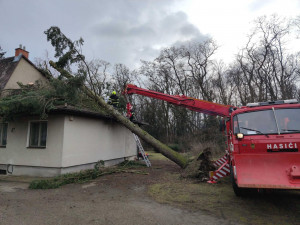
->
183;38;218;101
211;61;234;105
136;40;221;145
83;59;110;96
112;63;133;91
229;15;300;104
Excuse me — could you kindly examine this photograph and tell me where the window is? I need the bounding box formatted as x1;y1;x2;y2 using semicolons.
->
274;108;300;132
234;108;300;135
29;121;47;148
234;110;277;135
0;123;8;147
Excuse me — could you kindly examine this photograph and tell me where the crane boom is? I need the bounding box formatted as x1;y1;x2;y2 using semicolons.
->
124;84;233;117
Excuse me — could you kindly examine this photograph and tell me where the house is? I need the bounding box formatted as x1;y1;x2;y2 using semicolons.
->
0;47;137;177
0;45;47;95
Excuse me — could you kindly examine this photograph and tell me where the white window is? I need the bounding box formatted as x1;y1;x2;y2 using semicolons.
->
0;123;8;147
29;121;47;148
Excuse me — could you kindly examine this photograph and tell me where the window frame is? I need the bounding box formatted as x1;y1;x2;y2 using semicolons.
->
27;120;48;148
0;123;8;147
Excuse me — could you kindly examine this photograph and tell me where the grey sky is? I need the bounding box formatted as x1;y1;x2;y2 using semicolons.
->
1;0;300;68
0;0;205;67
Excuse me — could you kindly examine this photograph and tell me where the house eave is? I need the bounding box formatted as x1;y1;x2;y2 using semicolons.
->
49;106;115;121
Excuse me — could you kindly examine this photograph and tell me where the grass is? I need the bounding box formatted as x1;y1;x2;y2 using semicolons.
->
148;174;300;225
147;150;169;161
29;160;147;189
146;149;191;162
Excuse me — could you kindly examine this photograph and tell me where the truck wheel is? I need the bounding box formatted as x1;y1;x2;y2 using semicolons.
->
230;166;248;197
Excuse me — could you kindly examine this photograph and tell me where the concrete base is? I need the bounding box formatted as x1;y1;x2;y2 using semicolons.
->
0;156;136;177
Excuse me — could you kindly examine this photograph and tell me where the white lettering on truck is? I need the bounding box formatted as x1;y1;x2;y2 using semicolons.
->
266;143;298;149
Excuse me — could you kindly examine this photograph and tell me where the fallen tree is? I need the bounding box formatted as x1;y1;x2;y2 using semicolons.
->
40;26;189;168
49;61;188;168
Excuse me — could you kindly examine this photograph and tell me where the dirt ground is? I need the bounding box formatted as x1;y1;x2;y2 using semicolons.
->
0;155;299;225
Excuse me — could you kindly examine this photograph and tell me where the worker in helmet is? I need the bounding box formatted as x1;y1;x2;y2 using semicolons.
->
129;108;136;122
108;91;120;108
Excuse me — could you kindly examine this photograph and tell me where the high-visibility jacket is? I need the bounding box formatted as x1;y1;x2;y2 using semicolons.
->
108;94;119;107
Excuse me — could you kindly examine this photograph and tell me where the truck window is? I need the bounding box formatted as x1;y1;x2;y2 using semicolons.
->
235;110;277;135
233;116;239;134
275;108;300;133
235;108;300;135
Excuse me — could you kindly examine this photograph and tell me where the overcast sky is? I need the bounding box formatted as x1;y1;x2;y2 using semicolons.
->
1;0;300;68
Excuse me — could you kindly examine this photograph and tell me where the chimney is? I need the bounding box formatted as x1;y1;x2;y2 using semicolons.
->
15;44;29;59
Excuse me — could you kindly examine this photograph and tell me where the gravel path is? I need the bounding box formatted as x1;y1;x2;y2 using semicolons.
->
0;161;238;225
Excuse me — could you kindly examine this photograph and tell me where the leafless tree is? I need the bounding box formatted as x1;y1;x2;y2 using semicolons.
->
83;59;110;96
211;61;235;105
183;38;218;101
229;15;300;104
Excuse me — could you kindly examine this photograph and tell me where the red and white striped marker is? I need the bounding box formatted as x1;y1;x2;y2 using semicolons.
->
213;155;227;168
208;155;230;183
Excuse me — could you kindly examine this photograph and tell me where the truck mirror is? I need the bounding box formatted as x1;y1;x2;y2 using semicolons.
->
237;133;244;139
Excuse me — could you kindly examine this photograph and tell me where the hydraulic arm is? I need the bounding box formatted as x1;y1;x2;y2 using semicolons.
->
124;84;233;117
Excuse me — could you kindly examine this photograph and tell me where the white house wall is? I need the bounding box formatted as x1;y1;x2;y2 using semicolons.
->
61;115;136;167
0;114;137;176
0;115;65;171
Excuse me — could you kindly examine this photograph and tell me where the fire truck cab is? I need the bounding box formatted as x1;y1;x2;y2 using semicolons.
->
228;99;300;195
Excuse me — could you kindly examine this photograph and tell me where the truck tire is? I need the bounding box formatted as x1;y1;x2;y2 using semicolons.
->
230;165;248;197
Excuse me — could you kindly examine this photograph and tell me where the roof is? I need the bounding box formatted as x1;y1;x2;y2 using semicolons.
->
50;105;114;121
0;54;47;91
50;105;148;126
0;56;18;90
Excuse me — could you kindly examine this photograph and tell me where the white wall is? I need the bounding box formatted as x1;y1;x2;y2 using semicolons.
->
0;115;65;167
0;114;137;176
61;115;136;167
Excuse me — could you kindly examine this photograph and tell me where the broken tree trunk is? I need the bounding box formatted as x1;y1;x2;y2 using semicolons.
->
181;147;216;180
49;61;189;168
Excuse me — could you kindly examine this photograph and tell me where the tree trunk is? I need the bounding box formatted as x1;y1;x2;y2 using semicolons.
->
50;61;189;168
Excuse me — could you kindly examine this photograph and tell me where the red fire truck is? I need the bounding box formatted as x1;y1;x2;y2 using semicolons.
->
124;84;300;196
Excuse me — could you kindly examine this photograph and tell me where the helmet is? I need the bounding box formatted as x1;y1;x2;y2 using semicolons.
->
112;91;116;95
